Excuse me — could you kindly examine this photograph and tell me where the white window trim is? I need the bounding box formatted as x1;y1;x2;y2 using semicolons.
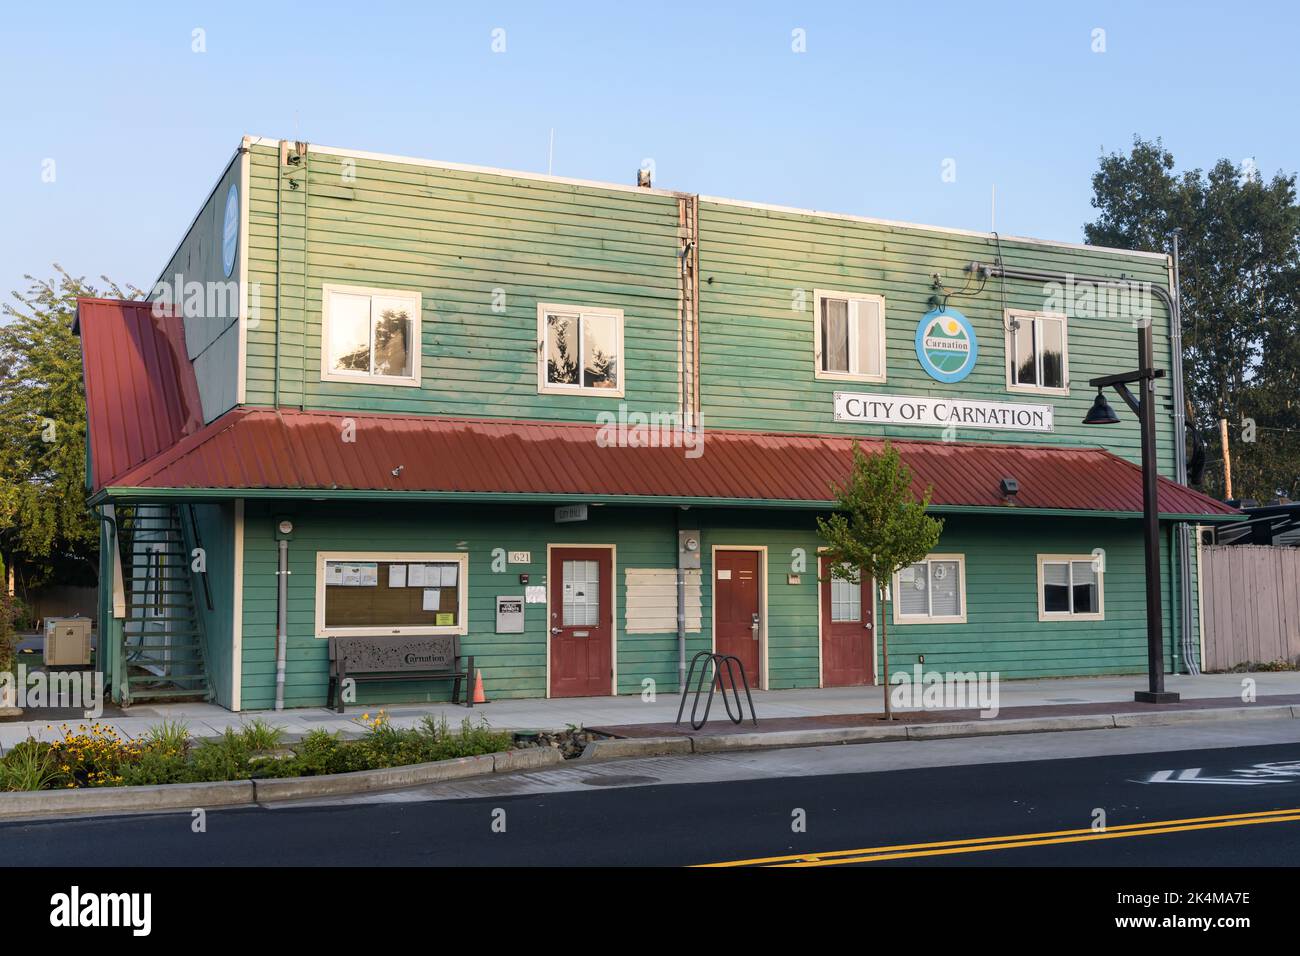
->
1036;553;1105;622
812;289;887;383
536;302;626;398
892;553;967;625
1005;309;1069;396
314;550;468;638
320;283;422;387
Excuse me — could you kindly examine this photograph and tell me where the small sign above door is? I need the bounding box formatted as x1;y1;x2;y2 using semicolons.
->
555;504;589;523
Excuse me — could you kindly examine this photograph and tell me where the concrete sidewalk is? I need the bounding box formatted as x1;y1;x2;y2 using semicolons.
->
2;671;1297;753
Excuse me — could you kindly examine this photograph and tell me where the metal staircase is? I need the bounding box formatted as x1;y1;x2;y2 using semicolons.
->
118;504;214;704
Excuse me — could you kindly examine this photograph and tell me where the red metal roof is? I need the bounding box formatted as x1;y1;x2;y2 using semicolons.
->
76;298;204;490
100;407;1238;518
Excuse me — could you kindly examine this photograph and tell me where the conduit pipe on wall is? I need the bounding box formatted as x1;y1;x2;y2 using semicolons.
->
275;538;289;710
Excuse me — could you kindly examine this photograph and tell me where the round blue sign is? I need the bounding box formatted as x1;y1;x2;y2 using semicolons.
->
915;307;978;383
221;182;239;278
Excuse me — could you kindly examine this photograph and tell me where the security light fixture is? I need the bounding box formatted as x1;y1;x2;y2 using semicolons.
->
999;477;1019;500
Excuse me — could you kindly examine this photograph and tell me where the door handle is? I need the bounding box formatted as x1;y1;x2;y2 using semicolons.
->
865;622;873;630
551;627;562;635
751;613;760;640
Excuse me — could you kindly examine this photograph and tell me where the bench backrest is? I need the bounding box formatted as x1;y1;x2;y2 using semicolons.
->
328;635;461;674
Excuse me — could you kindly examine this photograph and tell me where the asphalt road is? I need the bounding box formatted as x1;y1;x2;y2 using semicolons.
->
3;732;1300;867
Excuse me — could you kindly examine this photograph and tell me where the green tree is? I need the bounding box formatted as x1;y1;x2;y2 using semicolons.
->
816;441;943;719
0;266;139;597
1085;136;1300;501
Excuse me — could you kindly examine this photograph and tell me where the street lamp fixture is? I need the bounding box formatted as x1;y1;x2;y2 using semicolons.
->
1081;323;1180;704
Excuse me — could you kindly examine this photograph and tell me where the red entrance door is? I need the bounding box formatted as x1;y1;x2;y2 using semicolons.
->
549;547;614;698
820;556;874;686
714;550;761;688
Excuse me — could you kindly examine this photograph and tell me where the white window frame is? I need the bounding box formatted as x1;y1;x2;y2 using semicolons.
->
812;289;887;383
1005;309;1069;396
314;550;468;638
320;284;422;387
1036;553;1105;622
892;553;967;625
537;303;626;397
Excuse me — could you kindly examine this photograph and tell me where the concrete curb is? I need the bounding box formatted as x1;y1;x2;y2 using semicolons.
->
580;736;693;761
1111;704;1294;728
0;746;565;820
0;780;254;819
691;724;909;752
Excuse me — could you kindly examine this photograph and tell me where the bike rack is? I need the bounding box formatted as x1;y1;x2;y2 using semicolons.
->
675;650;759;731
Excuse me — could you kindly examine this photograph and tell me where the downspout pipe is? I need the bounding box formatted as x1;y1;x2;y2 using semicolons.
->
275;538;288;710
1170;233;1199;675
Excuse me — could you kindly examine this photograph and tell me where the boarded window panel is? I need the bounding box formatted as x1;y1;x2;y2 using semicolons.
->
821;298;849;372
1043;561;1070;612
852;299;882;377
898;563;929;616
929;560;961;617
324;559;459;628
582;313;619;389
624;568;702;633
328;292;372;373
546;313;580;385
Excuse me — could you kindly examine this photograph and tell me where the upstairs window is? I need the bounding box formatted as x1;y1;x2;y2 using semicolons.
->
537;304;624;396
1006;310;1067;394
321;285;421;387
893;554;965;624
1038;555;1104;621
814;290;886;382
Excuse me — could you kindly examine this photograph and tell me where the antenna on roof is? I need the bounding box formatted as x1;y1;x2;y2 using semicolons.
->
991;184;997;233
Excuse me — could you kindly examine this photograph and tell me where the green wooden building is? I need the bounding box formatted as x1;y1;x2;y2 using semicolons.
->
76;136;1237;711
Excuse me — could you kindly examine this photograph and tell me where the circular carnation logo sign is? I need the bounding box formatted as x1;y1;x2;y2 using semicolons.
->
914;307;978;383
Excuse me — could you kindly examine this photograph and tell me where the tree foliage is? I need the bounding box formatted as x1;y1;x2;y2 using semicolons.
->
817;441;943;718
1086;137;1300;501
0;266;139;591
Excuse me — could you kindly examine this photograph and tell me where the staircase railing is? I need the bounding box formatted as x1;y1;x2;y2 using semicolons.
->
177;504;216;701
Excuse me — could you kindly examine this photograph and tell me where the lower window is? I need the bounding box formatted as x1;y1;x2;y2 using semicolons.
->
893;554;965;624
315;552;468;637
1038;555;1104;621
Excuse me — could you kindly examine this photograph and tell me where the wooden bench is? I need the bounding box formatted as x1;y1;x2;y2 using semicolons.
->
327;635;474;713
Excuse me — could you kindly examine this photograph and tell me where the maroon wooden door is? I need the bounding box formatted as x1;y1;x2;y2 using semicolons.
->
820;556;874;686
714;550;761;688
549;547;613;697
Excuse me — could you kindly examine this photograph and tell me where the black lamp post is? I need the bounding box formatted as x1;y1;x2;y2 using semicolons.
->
1082;321;1180;703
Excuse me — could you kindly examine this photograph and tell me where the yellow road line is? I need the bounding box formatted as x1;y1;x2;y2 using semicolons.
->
698;806;1300;867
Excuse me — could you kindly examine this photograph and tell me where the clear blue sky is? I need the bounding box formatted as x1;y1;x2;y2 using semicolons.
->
2;0;1297;305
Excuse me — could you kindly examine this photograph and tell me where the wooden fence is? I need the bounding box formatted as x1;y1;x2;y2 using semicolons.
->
1201;545;1300;670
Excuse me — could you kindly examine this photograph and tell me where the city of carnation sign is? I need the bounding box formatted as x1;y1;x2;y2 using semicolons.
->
834;391;1054;433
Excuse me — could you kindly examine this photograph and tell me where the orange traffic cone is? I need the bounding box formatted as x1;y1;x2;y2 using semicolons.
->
472;669;488;704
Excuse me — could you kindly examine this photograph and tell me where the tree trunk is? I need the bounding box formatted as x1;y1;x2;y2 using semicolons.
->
879;584;892;720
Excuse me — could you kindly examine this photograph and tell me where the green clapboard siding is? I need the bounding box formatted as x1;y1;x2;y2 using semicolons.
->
696;200;1177;474
245;144;684;423
190;503;237;708
236;500;1187;710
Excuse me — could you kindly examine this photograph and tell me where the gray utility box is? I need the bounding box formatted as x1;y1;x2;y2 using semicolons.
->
44;617;93;666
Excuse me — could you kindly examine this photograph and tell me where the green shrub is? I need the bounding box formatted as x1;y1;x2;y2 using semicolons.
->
0;740;59;791
240;717;284;751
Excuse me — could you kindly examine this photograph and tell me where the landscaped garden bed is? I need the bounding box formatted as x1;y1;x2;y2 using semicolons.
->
0;712;517;791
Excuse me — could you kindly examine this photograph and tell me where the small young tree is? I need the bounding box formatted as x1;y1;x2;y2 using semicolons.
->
817;441;943;719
